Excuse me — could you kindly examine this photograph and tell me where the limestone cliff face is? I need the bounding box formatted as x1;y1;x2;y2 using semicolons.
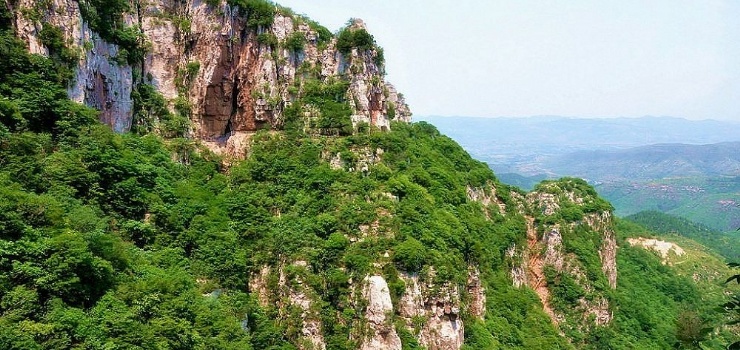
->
12;0;134;132
248;266;483;350
11;0;411;137
361;276;402;350
511;180;617;328
249;262;326;350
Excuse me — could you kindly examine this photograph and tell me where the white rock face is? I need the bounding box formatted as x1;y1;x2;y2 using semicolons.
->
398;273;464;350
361;276;402;350
627;237;685;262
141;4;179;100
466;183;507;218
14;0;133;132
13;0;411;138
69;32;134;132
467;268;486;319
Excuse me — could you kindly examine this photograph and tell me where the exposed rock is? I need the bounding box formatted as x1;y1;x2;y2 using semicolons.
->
522;216;559;324
542;227;565;269
584;297;612;326
514;182;619;328
141;1;180;100
248;265;272;307
467;267;486;319
361;276;401;350
13;0;410;138
13;0;134;132
70;34;134;132
466;183;507;218
398;272;464;350
507;244;528;288
248;263;326;350
326;147;383;172
201;131;254;163
600;228;618;289
627;237;685;264
528;192;559;216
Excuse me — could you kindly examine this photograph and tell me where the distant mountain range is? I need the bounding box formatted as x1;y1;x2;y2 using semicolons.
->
546;141;740;181
417;115;740;176
419;116;740;230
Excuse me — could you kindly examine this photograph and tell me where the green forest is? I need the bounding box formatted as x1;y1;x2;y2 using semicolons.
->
1;1;738;349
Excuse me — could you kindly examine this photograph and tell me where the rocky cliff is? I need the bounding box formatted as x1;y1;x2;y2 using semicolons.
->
10;0;410;141
510;178;617;330
5;2;629;348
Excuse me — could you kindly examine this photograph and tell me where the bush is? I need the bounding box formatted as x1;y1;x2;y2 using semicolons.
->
284;32;305;52
336;28;375;54
393;237;427;272
230;0;275;29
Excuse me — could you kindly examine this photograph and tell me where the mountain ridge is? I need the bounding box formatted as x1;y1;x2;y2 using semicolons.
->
1;1;737;349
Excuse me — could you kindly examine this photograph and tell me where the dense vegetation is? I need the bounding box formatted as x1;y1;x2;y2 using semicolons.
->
625;210;740;261
2;2;737;348
597;176;740;232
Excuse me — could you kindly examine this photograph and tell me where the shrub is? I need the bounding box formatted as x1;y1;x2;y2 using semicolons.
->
336;28;375;55
284;32;305;52
393;237;427;272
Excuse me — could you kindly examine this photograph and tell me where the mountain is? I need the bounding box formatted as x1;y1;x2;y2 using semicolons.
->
1;1;737;349
546;142;740;181
624;211;740;261
417;115;740;176
595;176;740;231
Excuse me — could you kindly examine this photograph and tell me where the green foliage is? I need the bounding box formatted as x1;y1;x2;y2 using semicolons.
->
78;0;147;65
37;25;77;69
393;237;427;272
284;32;305;52
300;79;353;135
257;32;278;49
229;0;275;29
1;8;733;346
544;266;585;312
304;19;332;48
626;210;740;260
336;27;375;54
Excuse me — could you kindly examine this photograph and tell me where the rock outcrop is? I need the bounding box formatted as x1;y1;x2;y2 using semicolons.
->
361;276;402;350
627;237;685;264
13;0;134;132
397;272;464;350
249;263;326;350
511;179;617;329
11;0;411;139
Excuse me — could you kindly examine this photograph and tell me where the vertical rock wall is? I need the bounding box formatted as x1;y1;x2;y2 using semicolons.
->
11;0;411;137
13;0;134;132
510;182;618;328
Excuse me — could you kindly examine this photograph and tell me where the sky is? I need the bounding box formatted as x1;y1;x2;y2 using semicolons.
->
277;0;740;121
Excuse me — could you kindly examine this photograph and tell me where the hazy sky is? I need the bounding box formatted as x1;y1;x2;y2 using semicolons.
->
277;1;740;121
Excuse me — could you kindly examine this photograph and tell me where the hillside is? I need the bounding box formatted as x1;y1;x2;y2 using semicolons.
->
596;176;740;231
624;211;740;261
1;0;737;349
546;142;740;181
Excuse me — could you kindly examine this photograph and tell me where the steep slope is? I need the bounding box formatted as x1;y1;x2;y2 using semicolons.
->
1;1;737;349
9;0;410;142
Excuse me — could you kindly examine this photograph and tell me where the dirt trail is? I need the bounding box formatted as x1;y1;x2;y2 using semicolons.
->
525;216;558;324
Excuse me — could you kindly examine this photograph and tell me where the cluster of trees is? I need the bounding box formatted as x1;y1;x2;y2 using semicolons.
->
626;210;740;261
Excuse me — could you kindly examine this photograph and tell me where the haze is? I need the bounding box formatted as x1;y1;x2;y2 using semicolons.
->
278;0;740;121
